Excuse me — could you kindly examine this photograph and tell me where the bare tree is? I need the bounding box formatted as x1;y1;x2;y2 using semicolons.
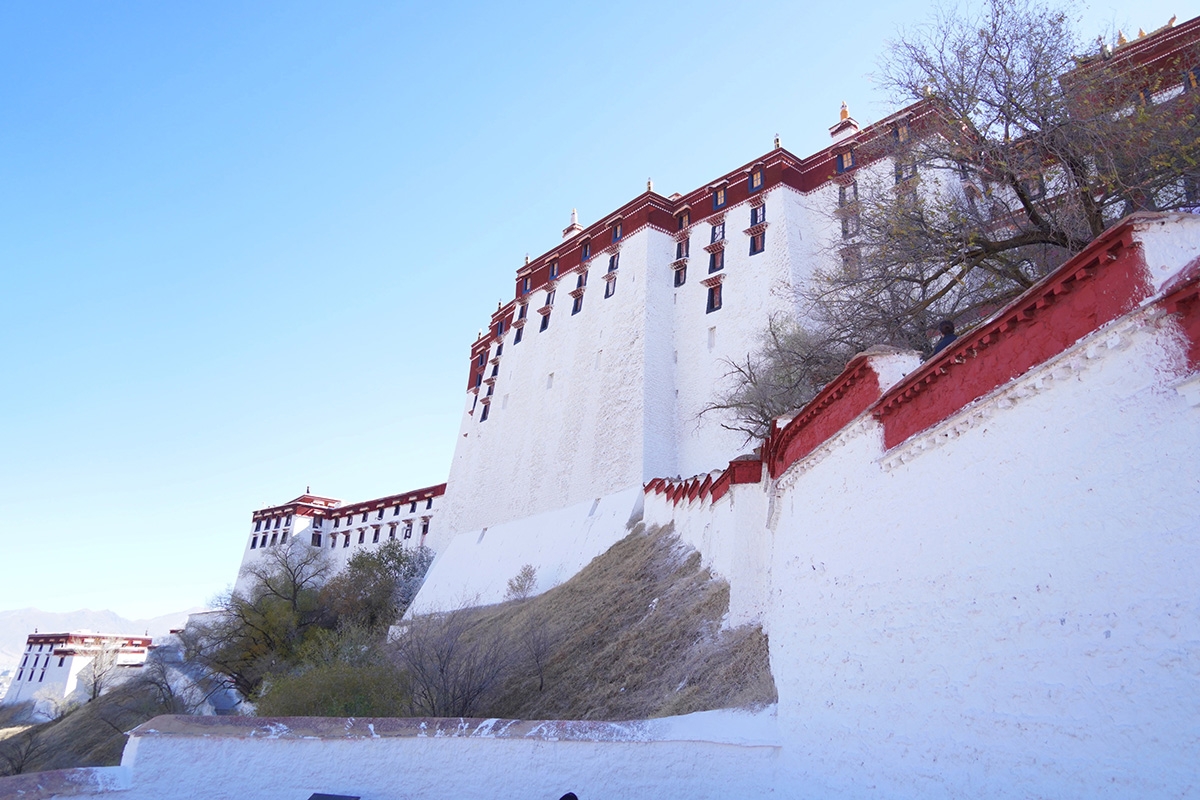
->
521;611;555;693
393;607;510;717
706;0;1199;439
184;540;335;698
0;728;46;777
321;541;434;633
78;638;126;701
702;315;853;441
504;564;538;602
846;0;1200;332
135;655;221;716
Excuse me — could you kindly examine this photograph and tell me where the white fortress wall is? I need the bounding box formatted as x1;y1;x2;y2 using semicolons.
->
407;486;644;614
645;476;775;629
767;306;1200;798
640;225;680;481
671;186;805;477
641;214;1200;797
438;225;659;537
4;633;152;713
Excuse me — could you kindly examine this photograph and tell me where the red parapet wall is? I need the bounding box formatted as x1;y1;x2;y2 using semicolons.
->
1161;257;1200;370
763;355;883;479
873;223;1150;450
645;458;763;507
646;213;1200;504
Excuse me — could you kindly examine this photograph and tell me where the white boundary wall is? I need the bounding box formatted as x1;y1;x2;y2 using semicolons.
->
644;264;1200;796
0;710;780;800
409;487;643;614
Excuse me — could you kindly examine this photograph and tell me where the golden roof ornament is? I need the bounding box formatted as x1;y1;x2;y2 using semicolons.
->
1117;30;1128;45
840;102;850;121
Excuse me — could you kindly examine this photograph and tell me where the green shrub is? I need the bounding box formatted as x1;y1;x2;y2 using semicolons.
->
256;662;410;717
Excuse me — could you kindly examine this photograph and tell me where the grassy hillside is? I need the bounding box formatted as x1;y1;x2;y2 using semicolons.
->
436;522;776;720
3;522;775;774
0;682;166;775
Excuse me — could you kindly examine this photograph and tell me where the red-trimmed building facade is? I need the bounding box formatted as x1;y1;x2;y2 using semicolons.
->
236;484;446;586
2;631;151;710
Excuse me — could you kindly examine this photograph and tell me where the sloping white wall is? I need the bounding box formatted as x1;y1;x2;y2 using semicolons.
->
437;231;656;540
647;289;1200;797
764;311;1200;798
408;487;644;614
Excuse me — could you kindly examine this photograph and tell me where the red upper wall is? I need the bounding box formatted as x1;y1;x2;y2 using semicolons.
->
252;483;448;523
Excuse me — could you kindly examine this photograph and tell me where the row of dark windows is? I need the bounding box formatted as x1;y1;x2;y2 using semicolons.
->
673;208;766;288
253;514;291;532
479;201;772;423
327;499;433;528
515;168;769;300
250;530;288;549
310;518;429;548
835;121;912;175
251;501;434;547
515;255;617;342
677;206;764;252
19;654;66;670
672;168;767;230
16;654;65;682
517;228;614;297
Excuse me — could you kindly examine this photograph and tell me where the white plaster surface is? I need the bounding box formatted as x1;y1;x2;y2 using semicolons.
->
642;283;1200;796
16;709;779;800
1133;212;1200;292
408;487;644;614
437;185;845;544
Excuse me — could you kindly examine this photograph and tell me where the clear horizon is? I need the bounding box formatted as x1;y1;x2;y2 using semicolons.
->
0;0;1176;619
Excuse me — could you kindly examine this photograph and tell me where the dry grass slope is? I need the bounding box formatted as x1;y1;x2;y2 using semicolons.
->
456;522;776;720
0;683;165;774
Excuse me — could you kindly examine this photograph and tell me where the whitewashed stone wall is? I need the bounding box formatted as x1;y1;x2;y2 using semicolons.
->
3;711;779;800
438;227;659;538
641;218;1200;796
408;487;643;614
763;309;1200;798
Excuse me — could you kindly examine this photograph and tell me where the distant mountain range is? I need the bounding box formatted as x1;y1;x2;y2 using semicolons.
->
0;607;204;669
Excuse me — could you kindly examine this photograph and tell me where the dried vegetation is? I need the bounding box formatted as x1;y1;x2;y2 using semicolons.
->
444;522;776;720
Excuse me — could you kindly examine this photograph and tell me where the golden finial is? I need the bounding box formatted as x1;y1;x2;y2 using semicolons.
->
1168;15;1177;27
774;133;781;149
1138;27;1147;38
839;102;850;121
1117;30;1128;45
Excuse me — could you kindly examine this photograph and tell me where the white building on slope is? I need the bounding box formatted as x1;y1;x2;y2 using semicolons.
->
1;631;151;711
414;105;935;609
234;485;446;591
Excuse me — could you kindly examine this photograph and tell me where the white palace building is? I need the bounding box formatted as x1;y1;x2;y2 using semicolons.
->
178;19;1200;799
237;98;938;596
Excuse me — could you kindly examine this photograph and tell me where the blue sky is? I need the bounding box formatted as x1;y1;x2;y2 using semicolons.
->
0;1;1180;618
